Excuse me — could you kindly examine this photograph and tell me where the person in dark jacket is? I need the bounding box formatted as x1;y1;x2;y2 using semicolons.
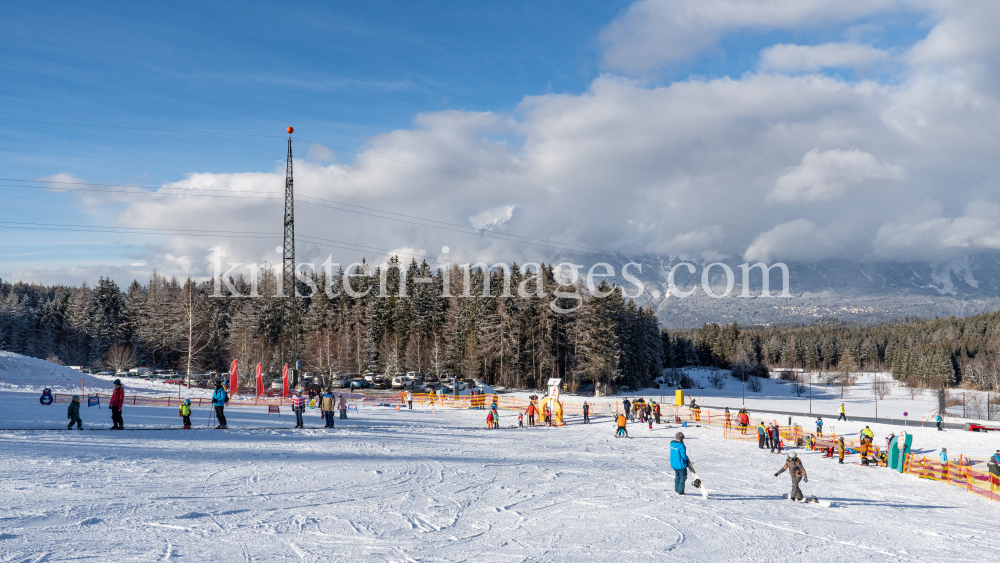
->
757;422;766;449
582;401;590;424
212;381;229;429
775;452;808;500
670;432;690;494
653;402;661;424
987;450;1000;479
67;395;83;429
110;380;125;430
622;398;631;421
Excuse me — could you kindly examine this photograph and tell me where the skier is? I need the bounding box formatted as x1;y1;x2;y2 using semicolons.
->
935;413;943;431
110;379;125;430
724;407;731;428
670;432;690;495
815;417;823;437
768;424;777;452
861;426;874;442
987;450;1000;483
526;403;536;426
859;439;871;466
653;402;661;424
179;398;192;429
486;411;494;429
940;448;949;480
757;421;767;449
837;436;846;464
491;404;499;428
583;401;590;424
739;411;750;434
406;390;413;410
838;403;847;421
689;398;701;422
622;398;631;421
645;403;652;426
518;412;524;427
212;380;229;429
775;452;808;501
616;413;628;438
292;390;305;429
67;395;83;430
321;388;336;428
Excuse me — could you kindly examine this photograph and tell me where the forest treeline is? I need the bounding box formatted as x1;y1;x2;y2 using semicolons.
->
0;258;661;392
3;258;1000;392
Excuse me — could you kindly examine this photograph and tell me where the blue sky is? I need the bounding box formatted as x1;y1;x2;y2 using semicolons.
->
3;1;999;285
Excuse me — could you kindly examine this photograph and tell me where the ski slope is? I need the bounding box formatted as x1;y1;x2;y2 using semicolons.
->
1;355;999;561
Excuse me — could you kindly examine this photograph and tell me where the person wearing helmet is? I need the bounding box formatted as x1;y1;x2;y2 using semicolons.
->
212;380;229;429
179;398;192;429
775;452;808;501
110;379;125;430
67;395;83;430
757;421;766;449
670;432;690;494
616;413;628;438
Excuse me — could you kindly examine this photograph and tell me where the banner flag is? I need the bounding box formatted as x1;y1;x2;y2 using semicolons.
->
255;363;264;397
282;364;290;398
229;359;239;396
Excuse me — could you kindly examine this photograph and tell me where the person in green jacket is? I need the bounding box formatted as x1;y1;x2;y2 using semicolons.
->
67;395;83;430
757;422;767;449
179;399;192;429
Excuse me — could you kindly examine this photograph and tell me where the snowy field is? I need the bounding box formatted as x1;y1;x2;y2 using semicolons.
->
2;354;1000;561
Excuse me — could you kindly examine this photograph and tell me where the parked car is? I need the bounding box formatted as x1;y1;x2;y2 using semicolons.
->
270;379;284;390
392;374;412;389
350;377;369;389
372;377;390;390
330;377;351;388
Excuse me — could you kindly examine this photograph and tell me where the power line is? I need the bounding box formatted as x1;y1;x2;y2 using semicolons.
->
0;118;287;139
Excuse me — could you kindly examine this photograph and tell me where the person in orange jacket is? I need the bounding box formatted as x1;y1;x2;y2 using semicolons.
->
616;413;628;438
525;403;537;427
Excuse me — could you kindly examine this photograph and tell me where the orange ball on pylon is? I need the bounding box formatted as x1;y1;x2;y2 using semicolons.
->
286;126;294;134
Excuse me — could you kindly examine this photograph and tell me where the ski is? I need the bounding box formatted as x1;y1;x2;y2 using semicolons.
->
782;493;831;507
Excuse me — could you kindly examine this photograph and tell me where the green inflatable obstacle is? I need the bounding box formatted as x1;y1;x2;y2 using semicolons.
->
888;432;913;473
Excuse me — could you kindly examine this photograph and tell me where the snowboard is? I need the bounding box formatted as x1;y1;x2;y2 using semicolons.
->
783;493;831;507
687;462;709;499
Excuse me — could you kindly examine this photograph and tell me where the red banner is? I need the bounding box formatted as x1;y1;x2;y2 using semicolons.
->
255;363;263;397
229;359;239;396
282;364;290;398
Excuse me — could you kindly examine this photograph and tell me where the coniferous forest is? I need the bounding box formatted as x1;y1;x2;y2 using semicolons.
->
3;257;1000;393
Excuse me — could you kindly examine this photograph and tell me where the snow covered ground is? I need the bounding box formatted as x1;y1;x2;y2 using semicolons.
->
2;354;999;561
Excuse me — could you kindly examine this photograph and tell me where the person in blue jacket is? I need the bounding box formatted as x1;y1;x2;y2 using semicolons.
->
935;413;943;431
987;450;1000;478
670;432;690;495
212;380;229;429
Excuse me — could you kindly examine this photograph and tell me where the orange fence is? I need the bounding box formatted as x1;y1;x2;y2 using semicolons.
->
903;454;1000;501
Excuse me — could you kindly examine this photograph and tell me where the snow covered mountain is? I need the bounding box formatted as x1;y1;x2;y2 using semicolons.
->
551;251;1000;327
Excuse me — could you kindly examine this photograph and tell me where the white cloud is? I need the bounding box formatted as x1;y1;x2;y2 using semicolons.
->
15;0;1000;284
873;202;1000;257
769;148;904;203
469;205;516;232
599;0;899;74
760;42;891;72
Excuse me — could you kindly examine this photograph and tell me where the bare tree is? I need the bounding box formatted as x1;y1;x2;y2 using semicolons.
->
747;375;763;393
105;344;136;372
791;374;808;397
872;376;891;400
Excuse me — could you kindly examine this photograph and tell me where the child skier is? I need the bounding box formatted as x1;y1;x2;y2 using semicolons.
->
67;395;83;430
486;411;494;429
583;401;590;424
292;391;305;429
179;398;192;429
774;452;808;501
837;436;846;464
518;412;524;428
815;417;823;436
616;413;628;438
